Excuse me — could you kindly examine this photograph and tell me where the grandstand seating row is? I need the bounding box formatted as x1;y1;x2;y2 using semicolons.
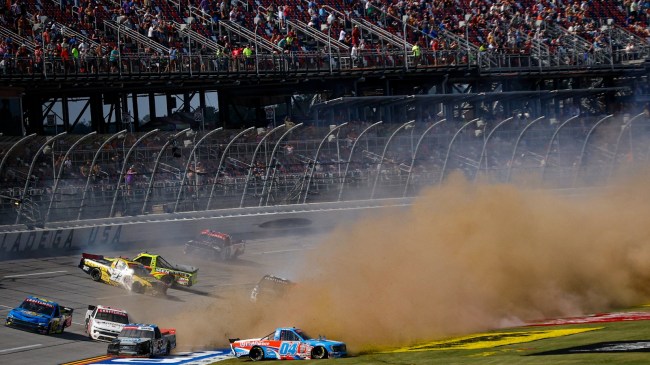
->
2;0;650;73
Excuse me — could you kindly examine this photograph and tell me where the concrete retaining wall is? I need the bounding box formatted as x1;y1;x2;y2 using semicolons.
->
0;198;412;260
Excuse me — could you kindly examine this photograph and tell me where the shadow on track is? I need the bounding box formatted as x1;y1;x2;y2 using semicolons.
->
60;331;96;341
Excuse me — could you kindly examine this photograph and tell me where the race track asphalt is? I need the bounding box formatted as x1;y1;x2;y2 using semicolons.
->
0;232;324;365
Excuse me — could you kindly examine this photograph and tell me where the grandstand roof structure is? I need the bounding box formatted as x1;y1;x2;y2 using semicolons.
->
311;88;629;109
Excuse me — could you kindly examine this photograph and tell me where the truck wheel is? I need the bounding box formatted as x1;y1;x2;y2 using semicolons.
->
249;346;264;361
131;282;145;294
153;283;168;297
90;269;102;281
161;275;174;286
311;346;328;359
220;246;231;261
165;343;171;356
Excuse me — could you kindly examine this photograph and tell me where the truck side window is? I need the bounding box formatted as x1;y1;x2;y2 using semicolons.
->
53;305;60;317
280;330;299;341
136;256;152;267
154;327;162;339
280;330;289;341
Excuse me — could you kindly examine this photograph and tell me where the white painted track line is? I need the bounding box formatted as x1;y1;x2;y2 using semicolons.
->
0;344;43;353
4;270;68;278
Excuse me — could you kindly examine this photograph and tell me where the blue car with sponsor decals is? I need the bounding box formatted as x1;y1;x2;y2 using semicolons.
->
5;296;74;334
230;327;347;361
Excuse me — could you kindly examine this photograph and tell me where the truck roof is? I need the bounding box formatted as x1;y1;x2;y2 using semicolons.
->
121;323;176;336
25;296;57;308
95;305;128;315
277;327;301;331
200;230;231;240
123;323;157;331
134;252;157;257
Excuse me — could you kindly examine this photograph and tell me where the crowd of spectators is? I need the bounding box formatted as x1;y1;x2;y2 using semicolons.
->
2;0;650;75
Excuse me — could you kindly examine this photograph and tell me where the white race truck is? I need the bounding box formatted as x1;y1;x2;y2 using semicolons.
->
85;305;130;341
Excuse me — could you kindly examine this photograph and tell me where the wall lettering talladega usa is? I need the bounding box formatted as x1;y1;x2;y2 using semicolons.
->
87;226;123;246
0;225;123;255
0;201;381;259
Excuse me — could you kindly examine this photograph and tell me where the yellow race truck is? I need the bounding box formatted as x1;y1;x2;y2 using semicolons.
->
78;253;169;296
131;252;198;287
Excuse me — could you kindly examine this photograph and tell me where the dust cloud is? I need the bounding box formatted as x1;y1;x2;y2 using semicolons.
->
168;170;650;352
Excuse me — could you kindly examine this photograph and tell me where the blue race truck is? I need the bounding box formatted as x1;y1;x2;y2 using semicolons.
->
5;296;74;334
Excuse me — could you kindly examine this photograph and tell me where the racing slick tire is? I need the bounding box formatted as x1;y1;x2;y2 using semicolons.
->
311;346;328;359
155;284;168;297
90;269;102;282
161;275;175;286
131;282;145;294
249;346;264;361
220;246;231;261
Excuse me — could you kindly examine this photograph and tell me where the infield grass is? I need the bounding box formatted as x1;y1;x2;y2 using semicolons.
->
213;308;650;365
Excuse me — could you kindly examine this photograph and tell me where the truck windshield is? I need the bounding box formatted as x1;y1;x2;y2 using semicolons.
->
156;256;173;269
19;300;54;315
130;264;153;277
295;329;311;340
119;328;154;339
96;311;129;324
257;276;291;294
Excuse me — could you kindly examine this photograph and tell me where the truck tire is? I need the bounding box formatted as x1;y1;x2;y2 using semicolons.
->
249;346;264;361
311;346;328;359
161;275;174;286
153;283;168;297
90;269;102;282
131;282;145;294
220;246;231;261
165;343;171;355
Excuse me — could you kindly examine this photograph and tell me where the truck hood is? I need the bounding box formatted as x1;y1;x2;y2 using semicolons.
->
93;319;125;332
8;308;51;323
304;339;345;347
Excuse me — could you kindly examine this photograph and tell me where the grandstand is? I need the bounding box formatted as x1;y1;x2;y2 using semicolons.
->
2;0;650;70
2;0;650;227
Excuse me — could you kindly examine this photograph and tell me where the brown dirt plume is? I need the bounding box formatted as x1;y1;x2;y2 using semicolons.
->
169;170;650;353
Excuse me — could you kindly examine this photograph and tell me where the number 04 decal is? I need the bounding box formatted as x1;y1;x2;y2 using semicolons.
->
279;343;298;355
